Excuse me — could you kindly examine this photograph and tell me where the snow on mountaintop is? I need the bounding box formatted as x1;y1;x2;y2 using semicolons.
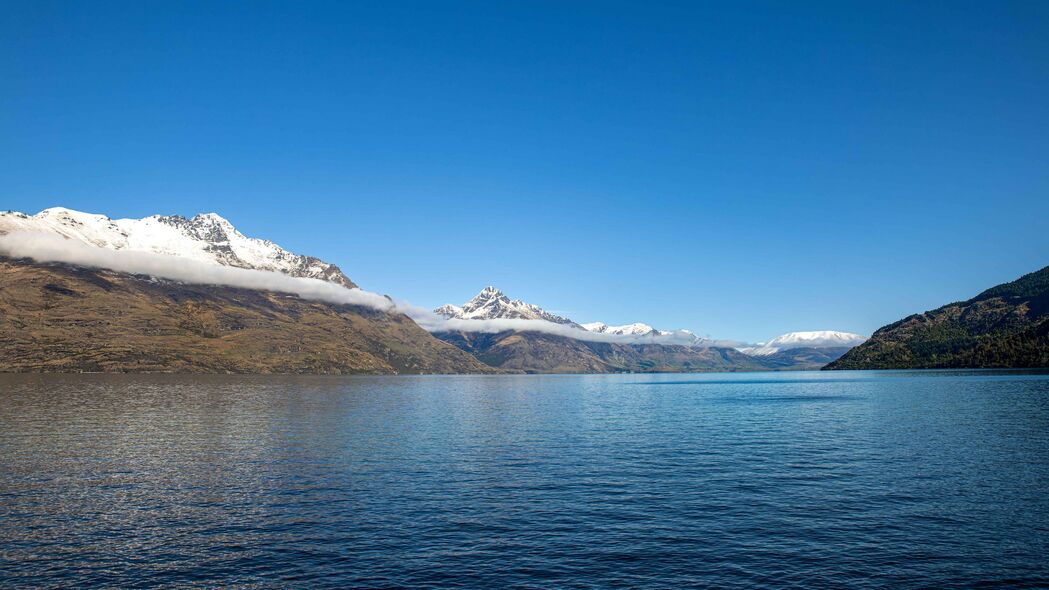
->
0;207;355;287
740;331;867;356
434;286;578;325
580;322;664;336
435;287;706;345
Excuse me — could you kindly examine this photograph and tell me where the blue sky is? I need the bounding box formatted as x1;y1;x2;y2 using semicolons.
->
3;1;1048;342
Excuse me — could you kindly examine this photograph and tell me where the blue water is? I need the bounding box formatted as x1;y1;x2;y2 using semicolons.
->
2;371;1049;588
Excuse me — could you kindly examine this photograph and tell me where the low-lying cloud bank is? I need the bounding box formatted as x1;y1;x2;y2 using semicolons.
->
401;304;716;346
0;231;727;347
0;231;395;311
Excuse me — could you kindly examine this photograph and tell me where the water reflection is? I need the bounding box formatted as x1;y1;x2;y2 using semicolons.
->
1;372;1048;588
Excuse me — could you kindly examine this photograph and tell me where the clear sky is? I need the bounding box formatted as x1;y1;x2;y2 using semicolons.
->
3;1;1048;342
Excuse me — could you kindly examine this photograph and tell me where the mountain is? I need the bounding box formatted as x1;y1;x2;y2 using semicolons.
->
826;265;1049;370
0;209;871;374
0;257;492;374
435;330;765;374
431;287;839;372
756;347;854;370
0;207;355;287
580;322;665;336
434;286;577;325
434;287;699;339
740;331;867;356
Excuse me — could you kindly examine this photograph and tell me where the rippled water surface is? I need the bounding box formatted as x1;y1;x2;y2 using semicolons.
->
2;371;1049;588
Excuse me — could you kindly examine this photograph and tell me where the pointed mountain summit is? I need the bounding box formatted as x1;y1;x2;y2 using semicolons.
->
434;286;578;325
435;286;708;346
0;207;355;287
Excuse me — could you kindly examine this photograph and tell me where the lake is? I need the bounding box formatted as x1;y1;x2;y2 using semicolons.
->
2;371;1048;588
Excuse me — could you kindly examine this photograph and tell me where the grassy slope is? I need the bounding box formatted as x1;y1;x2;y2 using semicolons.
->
0;258;494;374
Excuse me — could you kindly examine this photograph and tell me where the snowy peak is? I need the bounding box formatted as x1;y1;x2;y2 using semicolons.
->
435;287;578;325
434;304;464;318
581;322;705;345
463;286;511;310
580;322;661;336
473;286;503;299
741;331;867;356
434;288;708;345
0;207;356;288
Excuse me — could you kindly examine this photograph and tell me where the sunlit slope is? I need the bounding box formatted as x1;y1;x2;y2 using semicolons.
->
827;265;1049;369
0;258;492;374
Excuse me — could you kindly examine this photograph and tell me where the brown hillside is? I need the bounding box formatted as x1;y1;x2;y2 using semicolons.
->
0;258;494;374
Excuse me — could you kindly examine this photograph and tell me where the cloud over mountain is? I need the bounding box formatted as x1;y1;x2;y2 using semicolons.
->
0;232;711;345
430;286;718;345
0;231;393;311
1;208;864;355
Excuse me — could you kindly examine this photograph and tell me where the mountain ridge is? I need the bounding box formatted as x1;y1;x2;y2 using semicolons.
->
434;330;765;374
580;322;669;337
0;207;356;288
826;265;1049;369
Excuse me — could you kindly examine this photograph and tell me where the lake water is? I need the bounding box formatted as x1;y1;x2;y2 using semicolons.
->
2;371;1048;588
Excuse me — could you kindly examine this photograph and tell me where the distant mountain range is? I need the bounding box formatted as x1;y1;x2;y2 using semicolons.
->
433;287;862;372
1;207;870;374
434;330;764;373
434;287;687;339
826;264;1049;369
434;287;704;342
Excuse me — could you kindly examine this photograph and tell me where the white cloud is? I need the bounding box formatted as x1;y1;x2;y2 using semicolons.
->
398;302;719;346
0;231;394;311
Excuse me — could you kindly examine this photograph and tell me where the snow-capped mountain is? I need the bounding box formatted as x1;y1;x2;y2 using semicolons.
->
580;322;666;337
0;207;355;287
435;286;578;325
580;321;709;345
740;331;867;356
435;287;707;344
